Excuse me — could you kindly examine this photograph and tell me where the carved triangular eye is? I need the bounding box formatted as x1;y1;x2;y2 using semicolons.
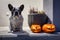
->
8;4;13;11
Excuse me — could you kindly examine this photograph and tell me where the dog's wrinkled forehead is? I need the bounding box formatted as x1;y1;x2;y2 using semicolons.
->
11;7;20;16
12;7;19;13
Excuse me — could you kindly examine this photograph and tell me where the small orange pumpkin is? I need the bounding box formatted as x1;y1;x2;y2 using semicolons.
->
42;24;56;33
31;24;41;33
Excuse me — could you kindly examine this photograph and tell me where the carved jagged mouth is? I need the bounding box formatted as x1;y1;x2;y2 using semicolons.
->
47;28;54;30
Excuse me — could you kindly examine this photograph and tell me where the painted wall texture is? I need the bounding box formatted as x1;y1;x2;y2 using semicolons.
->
43;0;53;23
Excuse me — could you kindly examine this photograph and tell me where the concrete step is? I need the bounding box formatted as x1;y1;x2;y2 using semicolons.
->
0;26;60;38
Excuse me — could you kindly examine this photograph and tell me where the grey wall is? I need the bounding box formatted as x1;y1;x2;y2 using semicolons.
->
43;0;53;23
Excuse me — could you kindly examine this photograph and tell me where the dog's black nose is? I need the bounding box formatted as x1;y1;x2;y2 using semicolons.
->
15;11;18;16
15;12;18;14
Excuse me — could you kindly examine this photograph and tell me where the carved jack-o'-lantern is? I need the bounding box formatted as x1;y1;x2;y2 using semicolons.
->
42;24;56;33
31;24;41;33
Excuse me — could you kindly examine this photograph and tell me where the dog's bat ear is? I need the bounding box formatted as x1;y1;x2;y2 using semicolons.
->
19;4;24;12
8;4;13;11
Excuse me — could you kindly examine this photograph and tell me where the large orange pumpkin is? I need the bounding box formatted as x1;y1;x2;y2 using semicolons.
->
30;24;41;33
42;24;56;33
